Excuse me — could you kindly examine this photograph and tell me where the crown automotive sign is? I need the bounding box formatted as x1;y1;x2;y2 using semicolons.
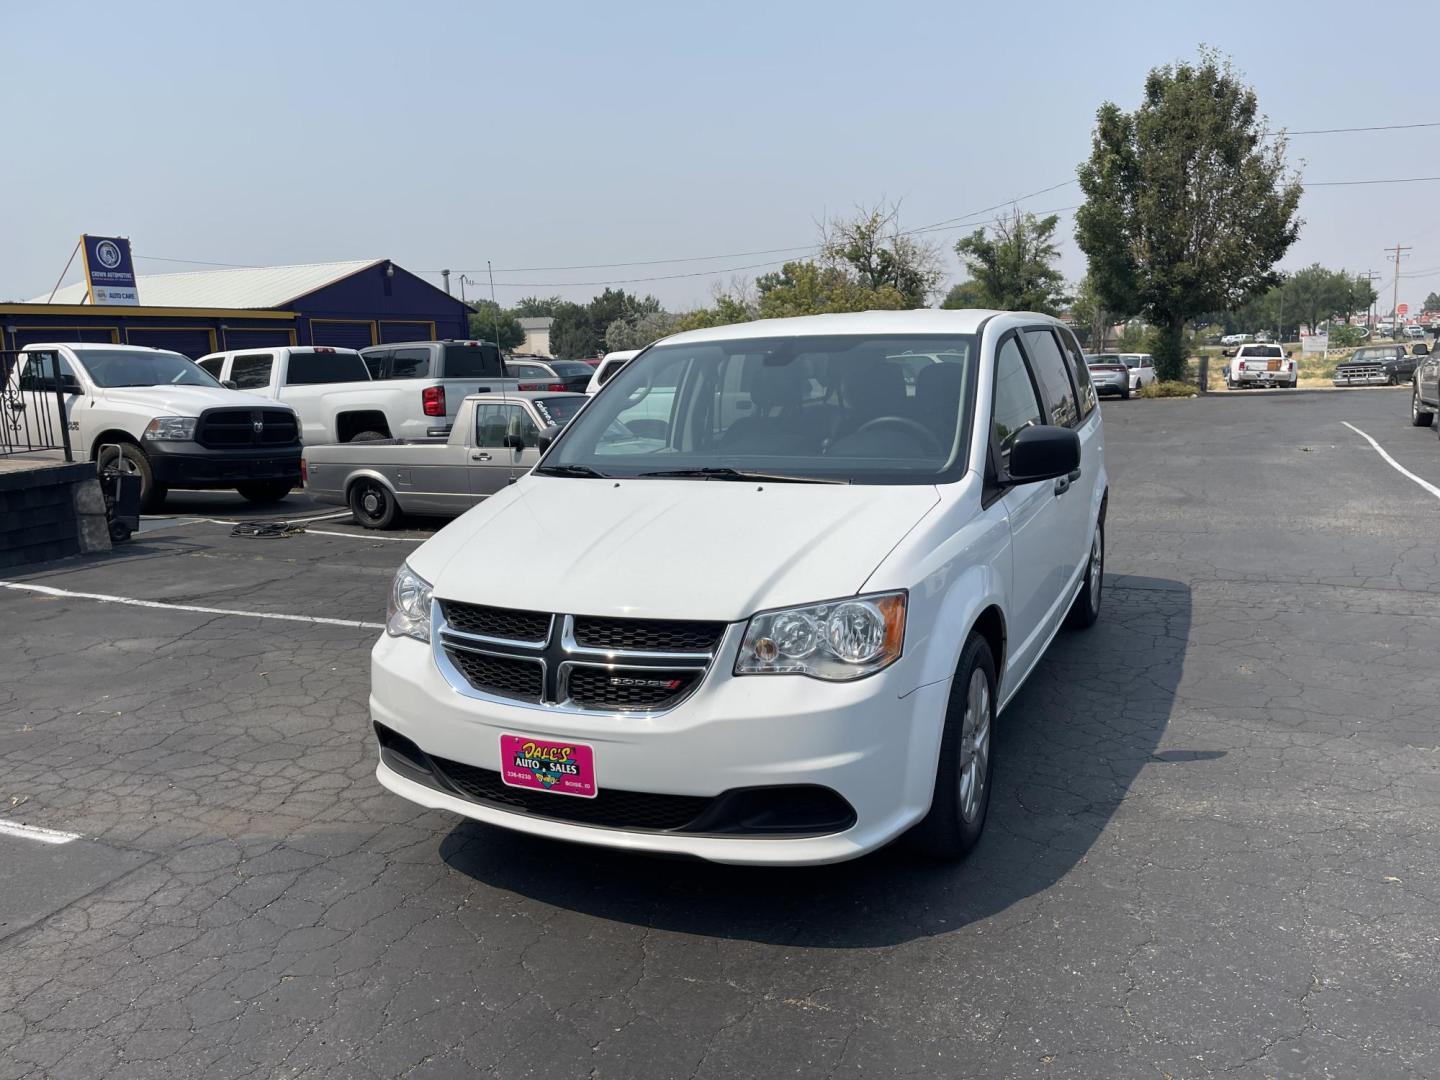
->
81;234;139;305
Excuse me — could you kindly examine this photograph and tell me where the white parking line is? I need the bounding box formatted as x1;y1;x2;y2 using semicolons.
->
302;528;424;542
1341;421;1440;501
0;819;80;845
0;580;384;630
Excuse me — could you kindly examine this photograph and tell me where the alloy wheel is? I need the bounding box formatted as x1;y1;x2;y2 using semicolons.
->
957;669;991;824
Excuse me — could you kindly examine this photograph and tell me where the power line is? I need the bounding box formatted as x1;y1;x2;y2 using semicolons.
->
1304;175;1440;187
1273;120;1440;136
133;254;258;268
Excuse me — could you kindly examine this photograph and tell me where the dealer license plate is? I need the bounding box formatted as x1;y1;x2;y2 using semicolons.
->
499;734;598;799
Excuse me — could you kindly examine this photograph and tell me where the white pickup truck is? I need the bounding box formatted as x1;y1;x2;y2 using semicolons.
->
8;342;302;511
303;391;588;527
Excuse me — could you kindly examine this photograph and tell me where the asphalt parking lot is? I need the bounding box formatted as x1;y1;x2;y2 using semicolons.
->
2;387;1438;1080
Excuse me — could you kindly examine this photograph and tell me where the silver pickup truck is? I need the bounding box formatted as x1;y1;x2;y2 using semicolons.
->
303;391;587;527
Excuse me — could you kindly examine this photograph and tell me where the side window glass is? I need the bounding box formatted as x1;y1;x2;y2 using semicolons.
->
363;350;389;379
230;354;273;390
1021;328;1079;428
18;351;75;391
389;348;430;379
991;337;1044;467
1056;328;1097;418
506;406;539;447
198;357;224;378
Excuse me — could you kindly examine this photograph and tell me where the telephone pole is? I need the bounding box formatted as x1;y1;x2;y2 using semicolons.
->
1359;269;1382;328
1384;243;1411;331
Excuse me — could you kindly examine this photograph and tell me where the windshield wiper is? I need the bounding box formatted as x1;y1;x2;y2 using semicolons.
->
534;463;610;479
637;467;848;485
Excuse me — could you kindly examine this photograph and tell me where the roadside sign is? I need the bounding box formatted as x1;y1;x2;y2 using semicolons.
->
80;234;139;305
1397;303;1409;316
1300;331;1329;356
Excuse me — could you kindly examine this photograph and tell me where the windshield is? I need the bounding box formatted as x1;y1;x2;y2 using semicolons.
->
77;349;221;388
534;396;587;426
1350;348;1393;362
540;334;979;484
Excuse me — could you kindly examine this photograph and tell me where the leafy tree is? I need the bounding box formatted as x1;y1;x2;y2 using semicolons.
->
1237;267;1377;340
512;295;565;318
954;210;1069;316
820;202;943;307
466;300;524;351
1068;273;1109;348
940;280;989;309
546;289;660;358
754;261;908;318
1075;48;1303;379
671;289;759;333
605;310;678;352
1424;291;1440;312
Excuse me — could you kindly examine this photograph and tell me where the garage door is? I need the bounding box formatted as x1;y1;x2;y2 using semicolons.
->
11;327;117;349
379;321;434;344
125;328;215;359
310;321;375;349
222;329;293;349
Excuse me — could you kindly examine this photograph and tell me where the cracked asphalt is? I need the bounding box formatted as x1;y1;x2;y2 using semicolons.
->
2;387;1437;1079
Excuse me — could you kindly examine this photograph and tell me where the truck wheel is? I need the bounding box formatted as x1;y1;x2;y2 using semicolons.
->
1121;386;1130;400
236;481;293;504
1388;373;1398;386
904;632;997;861
97;443;166;513
349;431;388;442
1412;388;1435;427
1066;518;1104;629
348;479;398;529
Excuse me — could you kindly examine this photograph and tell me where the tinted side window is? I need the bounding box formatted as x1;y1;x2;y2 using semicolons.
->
18;350;76;392
598;358;629;385
362;350;390;379
198;357;224;378
991;337;1044;467
285;351;369;385
1021;329;1079;427
1055;328;1097;418
230;353;274;390
389;348;431;379
475;402;537;446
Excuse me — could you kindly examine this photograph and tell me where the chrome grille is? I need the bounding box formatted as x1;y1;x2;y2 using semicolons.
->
435;607;725;714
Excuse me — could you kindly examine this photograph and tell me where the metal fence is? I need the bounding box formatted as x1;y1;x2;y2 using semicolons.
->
1;350;75;460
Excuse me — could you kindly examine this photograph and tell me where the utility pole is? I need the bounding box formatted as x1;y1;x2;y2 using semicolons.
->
1359;270;1382;329
1384;243;1411;333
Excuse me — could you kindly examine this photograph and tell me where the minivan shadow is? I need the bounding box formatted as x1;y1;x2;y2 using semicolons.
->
440;575;1191;948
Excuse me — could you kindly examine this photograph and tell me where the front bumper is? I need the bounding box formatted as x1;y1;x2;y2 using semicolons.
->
369;631;949;865
144;440;303;489
1332;369;1390;386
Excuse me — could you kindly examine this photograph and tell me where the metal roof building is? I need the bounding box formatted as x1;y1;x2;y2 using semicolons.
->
4;258;471;358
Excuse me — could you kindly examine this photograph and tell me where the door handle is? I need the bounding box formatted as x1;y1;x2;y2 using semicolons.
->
472;452;491;461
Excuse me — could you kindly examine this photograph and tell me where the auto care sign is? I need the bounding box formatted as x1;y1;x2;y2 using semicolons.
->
1300;331;1328;355
80;235;139;305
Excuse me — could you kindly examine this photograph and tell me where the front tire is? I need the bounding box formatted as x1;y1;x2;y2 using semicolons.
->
236;480;293;504
348;478;398;529
96;442;166;513
905;633;997;861
1121;386;1131;400
1065;518;1104;629
1411;387;1434;427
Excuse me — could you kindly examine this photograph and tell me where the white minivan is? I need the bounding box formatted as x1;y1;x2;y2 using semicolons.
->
371;310;1107;865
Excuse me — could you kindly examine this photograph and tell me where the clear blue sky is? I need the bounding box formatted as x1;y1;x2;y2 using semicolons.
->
3;0;1437;312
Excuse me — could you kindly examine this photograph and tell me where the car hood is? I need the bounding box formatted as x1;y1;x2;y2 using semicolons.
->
411;476;941;621
96;385;285;415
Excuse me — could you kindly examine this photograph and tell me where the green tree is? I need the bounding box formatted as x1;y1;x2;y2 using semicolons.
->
754;261;908;318
1075;48;1303;380
672;289;759;333
1068;273;1109;348
953;210;1068;316
1424;291;1440;312
512;295;565;318
547;289;660;358
940;280;989;309
820;202;943;307
605;310;678;352
466;300;524;351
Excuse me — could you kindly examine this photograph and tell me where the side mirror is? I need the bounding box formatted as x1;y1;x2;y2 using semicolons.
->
1007;426;1081;484
536;424;563;453
502;433;526;450
1414;343;1430;356
222;379;238;389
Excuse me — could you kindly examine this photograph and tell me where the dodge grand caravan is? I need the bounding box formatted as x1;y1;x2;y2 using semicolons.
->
370;310;1107;864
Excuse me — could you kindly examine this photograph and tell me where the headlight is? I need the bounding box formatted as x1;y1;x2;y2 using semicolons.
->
142;416;198;441
386;563;433;642
735;591;906;680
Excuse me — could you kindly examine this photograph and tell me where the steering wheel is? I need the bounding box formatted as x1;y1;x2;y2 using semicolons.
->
846;415;944;455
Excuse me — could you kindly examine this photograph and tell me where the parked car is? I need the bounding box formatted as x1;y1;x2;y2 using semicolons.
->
585;350;639;394
199;345;452;445
8;343;300;510
357;340;530;434
1221;333;1254;347
1228;344;1297;388
1120;353;1157;391
1333;344;1416;387
504;359;595;393
1085;354;1131;399
1402;325;1427;340
304;391;587;528
1410;347;1440;428
369;310;1107;865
